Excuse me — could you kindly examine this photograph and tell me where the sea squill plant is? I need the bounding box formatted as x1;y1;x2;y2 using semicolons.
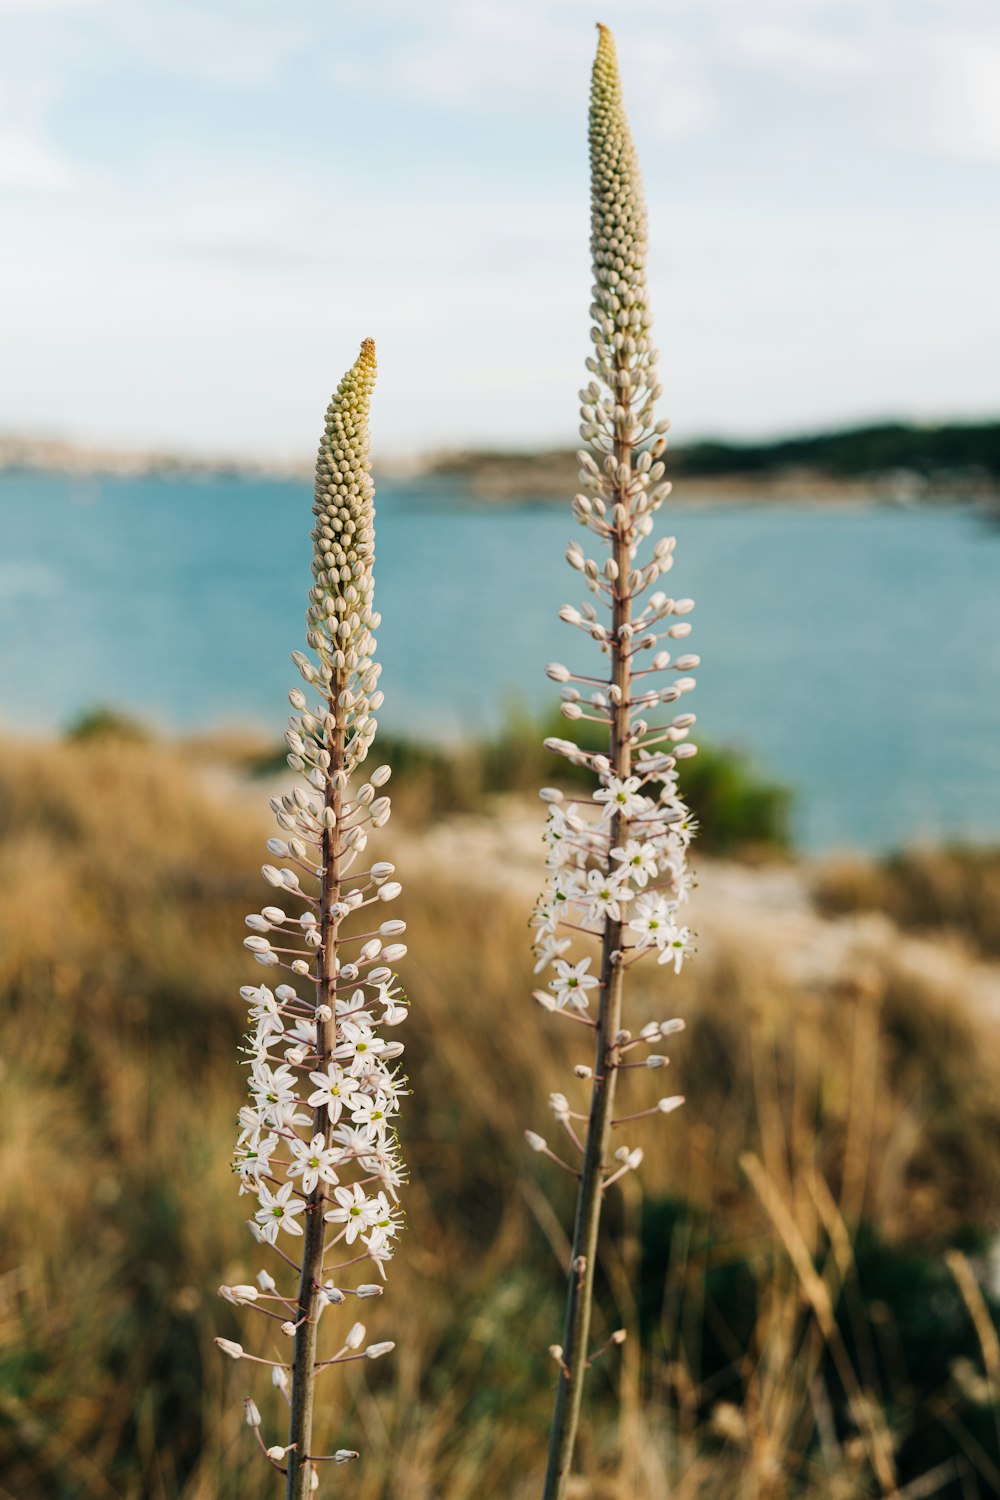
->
216;339;409;1498
529;27;697;1497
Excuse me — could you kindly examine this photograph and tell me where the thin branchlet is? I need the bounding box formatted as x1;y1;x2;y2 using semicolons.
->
217;340;409;1498
533;27;697;1500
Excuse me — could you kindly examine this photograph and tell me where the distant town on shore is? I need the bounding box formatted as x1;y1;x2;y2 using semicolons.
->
2;419;998;504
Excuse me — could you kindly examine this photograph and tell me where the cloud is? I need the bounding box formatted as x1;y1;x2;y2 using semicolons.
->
0;126;82;188
879;23;1000;161
106;0;312;88
727;20;868;81
0;0;99;11
723;2;1000;161
327;0;719;141
0;0;998;454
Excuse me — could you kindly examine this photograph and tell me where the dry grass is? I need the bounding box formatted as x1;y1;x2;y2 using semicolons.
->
0;738;998;1498
813;846;1000;960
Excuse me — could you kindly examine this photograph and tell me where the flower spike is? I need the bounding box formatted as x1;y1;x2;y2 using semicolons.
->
221;340;409;1500
534;28;696;1500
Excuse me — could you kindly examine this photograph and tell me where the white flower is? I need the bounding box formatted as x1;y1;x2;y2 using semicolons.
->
530;900;558;940
552;869;586;909
611;839;659;887
533;934;571;974
235;1131;279;1188
335;1019;382;1075
254;1181;306;1244
288;1133;341;1194
245;983;283;1020
594;776;649;820
627;892;673;951
307;1065;357;1123
550;956;600;1011
250;1062;300;1120
584;866;632;923
657;925;693;973
362;1191;400;1247
377;983;408;1025
350;1091;396;1134
332;1121;393;1178
324;1183;382;1244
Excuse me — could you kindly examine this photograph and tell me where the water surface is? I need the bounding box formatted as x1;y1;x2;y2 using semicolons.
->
2;471;998;852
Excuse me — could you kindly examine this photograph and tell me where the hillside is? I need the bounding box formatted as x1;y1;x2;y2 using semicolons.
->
417;420;1000;502
2;419;999;503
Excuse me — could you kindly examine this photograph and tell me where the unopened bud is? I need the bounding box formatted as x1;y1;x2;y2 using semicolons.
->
218;1283;258;1305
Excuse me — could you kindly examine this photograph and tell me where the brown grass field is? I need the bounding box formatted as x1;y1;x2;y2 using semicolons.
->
1;735;999;1498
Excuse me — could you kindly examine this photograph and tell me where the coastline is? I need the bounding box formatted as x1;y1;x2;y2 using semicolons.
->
2;431;998;508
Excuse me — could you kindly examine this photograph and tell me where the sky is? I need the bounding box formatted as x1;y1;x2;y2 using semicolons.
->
1;0;998;459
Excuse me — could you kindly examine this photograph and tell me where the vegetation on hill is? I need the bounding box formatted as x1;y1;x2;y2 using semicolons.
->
422;420;1000;501
668;420;1000;483
814;844;1000;959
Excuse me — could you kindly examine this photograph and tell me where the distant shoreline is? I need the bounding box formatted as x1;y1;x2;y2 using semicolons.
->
2;420;998;506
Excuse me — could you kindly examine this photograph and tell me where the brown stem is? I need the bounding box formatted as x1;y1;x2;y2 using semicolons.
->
286;669;346;1500
542;413;633;1500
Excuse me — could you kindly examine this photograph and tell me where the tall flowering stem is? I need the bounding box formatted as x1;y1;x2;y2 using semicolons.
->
216;340;409;1499
532;29;697;1499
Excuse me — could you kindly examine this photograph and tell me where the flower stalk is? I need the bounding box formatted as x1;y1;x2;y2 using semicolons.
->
217;339;409;1498
532;28;697;1498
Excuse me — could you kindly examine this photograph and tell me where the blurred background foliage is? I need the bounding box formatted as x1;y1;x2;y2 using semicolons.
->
237;705;792;859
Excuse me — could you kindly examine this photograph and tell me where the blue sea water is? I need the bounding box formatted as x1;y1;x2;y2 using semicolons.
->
1;470;999;853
